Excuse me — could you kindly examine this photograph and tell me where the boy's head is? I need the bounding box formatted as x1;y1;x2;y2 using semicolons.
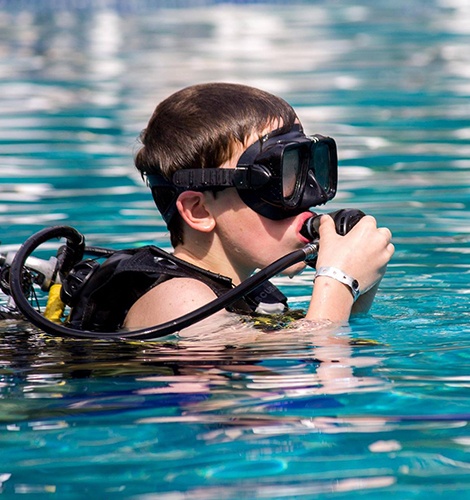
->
135;83;337;247
135;83;298;246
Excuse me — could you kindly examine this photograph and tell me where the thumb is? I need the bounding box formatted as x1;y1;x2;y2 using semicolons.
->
318;214;337;238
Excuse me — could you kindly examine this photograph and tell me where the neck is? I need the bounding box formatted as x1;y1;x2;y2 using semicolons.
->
173;239;253;285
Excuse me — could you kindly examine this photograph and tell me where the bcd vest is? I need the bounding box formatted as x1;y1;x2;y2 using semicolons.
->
62;246;288;332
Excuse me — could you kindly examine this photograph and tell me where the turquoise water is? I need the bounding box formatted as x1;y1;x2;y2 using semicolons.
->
1;0;470;498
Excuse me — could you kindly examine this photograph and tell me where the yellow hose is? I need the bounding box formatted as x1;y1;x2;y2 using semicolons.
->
44;283;66;323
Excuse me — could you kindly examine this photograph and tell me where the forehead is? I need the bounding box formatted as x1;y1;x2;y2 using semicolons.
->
225;119;303;168
238;123;306;162
243;119;302;151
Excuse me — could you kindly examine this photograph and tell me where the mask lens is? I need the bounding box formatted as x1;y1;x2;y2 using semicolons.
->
311;142;331;193
282;148;301;203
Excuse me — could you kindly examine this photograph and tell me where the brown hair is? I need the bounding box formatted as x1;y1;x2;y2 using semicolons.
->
135;82;297;247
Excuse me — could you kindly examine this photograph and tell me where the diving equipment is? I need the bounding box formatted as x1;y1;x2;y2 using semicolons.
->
3;209;364;340
147;124;337;223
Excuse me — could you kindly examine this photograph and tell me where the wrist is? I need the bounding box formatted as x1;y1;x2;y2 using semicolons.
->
314;266;361;302
306;273;355;322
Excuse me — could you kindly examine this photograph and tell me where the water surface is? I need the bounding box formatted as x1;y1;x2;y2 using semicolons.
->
0;1;469;498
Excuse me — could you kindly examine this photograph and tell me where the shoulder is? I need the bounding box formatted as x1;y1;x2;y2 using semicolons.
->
123;277;220;329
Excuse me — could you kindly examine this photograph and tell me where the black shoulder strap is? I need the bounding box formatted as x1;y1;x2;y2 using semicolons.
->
65;246;287;332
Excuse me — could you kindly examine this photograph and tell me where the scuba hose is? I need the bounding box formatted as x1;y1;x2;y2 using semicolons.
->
7;209;364;341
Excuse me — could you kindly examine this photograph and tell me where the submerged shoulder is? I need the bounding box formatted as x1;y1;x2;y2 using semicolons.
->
123;277;219;329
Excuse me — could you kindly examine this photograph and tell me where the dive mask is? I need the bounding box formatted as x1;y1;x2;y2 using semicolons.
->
147;124;337;223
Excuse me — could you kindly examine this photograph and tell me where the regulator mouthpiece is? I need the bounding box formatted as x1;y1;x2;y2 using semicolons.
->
300;208;365;241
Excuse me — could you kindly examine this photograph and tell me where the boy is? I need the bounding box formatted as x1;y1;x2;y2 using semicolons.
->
120;83;394;332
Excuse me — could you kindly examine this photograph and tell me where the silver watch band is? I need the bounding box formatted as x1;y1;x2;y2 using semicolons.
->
314;266;361;302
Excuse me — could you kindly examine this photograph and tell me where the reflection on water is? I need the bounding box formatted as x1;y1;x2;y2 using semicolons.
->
1;322;469;498
0;0;470;498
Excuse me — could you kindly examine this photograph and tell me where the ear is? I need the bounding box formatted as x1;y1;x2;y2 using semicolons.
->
176;191;216;233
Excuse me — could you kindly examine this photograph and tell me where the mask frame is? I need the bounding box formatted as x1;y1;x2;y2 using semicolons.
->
147;124;337;222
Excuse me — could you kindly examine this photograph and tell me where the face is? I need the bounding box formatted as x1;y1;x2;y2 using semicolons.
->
205;122;314;278
208;189;312;278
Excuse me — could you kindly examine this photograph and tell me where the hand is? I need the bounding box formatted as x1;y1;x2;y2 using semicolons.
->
315;214;394;294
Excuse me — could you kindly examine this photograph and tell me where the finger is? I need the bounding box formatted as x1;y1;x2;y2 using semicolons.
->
343;214;377;236
377;227;392;241
359;214;378;228
318;214;335;229
318;214;337;238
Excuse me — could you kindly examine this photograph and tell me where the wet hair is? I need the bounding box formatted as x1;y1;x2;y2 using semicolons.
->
135;82;298;247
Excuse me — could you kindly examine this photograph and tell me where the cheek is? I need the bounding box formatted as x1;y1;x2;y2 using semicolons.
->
258;216;296;244
213;191;296;251
233;214;286;246
226;216;264;249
